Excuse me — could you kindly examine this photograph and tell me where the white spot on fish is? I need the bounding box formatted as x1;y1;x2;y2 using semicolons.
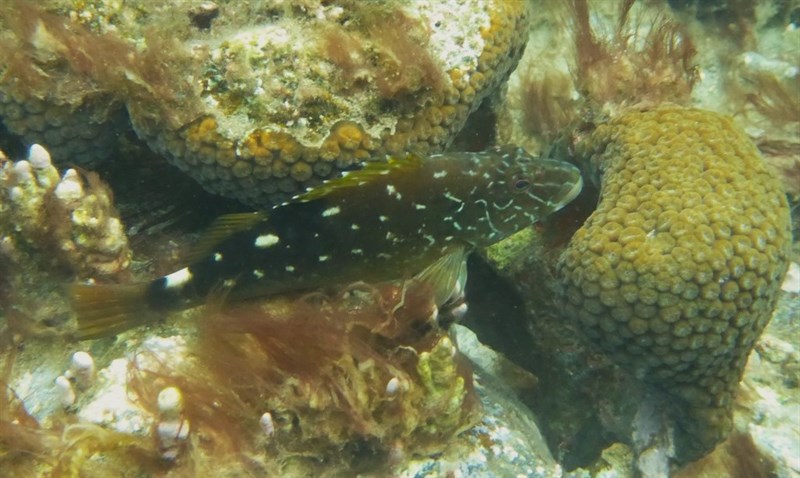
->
433;170;447;179
424;234;435;246
494;198;514;210
386;184;402;200
351;248;363;255
445;236;454;241
319;255;330;262
164;267;192;289
322;206;341;217
379;215;389;222
444;192;462;203
286;265;295;272
213;252;223;262
351;223;360;230
453;221;463;231
223;279;236;288
255;234;280;248
414;203;426;210
253;269;265;279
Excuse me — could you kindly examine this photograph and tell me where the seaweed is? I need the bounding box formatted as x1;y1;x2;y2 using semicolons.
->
321;6;446;102
569;0;697;110
121;278;477;476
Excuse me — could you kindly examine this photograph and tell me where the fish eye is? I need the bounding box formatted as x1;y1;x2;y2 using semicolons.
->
512;176;530;192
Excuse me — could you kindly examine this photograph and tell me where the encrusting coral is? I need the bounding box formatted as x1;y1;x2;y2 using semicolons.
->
0;0;532;207
0;144;130;325
559;105;792;462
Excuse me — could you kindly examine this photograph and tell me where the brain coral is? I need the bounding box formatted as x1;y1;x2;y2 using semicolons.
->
559;106;792;461
0;0;530;207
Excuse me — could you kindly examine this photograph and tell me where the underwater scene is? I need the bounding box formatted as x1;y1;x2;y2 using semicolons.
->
0;0;798;476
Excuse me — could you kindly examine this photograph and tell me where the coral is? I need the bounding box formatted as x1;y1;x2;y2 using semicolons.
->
0;278;477;476
119;280;481;475
0;144;130;325
0;3;136;166
558;105;792;462
0;0;531;207
155;386;190;461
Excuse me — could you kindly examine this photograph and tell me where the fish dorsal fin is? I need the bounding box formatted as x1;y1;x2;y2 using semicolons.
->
185;212;268;263
414;245;469;307
295;153;424;202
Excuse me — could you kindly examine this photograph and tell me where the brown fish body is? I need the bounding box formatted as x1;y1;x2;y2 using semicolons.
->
72;147;582;338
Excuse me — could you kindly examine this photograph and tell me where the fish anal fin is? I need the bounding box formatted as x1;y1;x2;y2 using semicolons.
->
295;154;424;202
185;212;267;264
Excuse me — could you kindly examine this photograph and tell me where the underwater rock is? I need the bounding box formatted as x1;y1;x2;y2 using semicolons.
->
0;323;564;477
559;105;792;462
0;0;531;207
0;144;130;326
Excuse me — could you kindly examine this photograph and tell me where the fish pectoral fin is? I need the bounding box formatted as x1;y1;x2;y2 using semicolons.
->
185;211;268;263
294;153;424;202
414;246;469;308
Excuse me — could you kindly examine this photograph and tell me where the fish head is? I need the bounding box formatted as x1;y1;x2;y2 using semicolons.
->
478;146;583;237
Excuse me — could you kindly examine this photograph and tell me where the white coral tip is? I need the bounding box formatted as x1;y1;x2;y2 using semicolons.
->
55;169;84;203
11;160;33;182
260;412;275;436
66;351;95;388
28;144;52;169
158;386;184;418
55;375;76;408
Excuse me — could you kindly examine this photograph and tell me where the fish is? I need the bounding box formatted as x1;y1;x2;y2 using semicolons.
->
72;146;582;339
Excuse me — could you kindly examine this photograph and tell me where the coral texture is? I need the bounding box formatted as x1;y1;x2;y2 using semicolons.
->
558;105;792;461
0;144;130;324
0;0;531;207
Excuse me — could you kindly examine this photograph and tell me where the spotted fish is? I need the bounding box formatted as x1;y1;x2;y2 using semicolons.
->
72;146;582;339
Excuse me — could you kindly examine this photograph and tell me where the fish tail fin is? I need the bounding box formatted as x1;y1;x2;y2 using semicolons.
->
71;282;155;340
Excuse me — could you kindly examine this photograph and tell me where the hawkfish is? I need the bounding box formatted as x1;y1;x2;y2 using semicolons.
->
72;146;582;339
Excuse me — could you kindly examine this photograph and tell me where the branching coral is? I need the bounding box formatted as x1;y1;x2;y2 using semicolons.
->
0;144;130;326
